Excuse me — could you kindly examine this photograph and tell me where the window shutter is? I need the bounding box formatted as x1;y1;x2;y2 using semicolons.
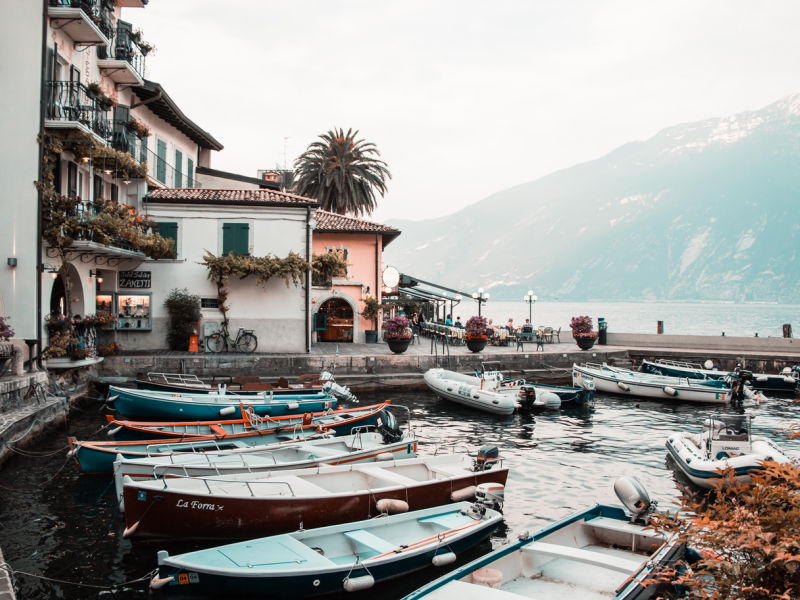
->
313;312;328;331
156;139;166;183
154;222;178;259
174;149;182;187
187;158;194;187
222;222;249;256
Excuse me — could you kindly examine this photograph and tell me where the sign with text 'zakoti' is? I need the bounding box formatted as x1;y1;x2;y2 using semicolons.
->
119;271;151;289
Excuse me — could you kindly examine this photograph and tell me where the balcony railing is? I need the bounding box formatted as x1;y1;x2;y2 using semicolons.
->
98;25;146;81
45;80;111;140
49;0;114;40
65;199;139;252
146;147;202;188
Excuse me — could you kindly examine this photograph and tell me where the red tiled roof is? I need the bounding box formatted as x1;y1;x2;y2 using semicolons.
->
145;188;319;207
314;210;400;235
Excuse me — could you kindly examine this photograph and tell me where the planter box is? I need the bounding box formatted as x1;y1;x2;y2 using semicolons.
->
574;335;596;351
386;338;411;354
466;337;488;353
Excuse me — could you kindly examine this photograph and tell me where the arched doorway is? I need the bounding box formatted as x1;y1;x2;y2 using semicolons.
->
316;297;354;342
48;264;85;318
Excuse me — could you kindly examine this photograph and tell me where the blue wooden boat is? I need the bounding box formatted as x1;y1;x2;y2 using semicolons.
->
150;501;503;597
108;385;337;420
518;381;595;409
640;359;800;394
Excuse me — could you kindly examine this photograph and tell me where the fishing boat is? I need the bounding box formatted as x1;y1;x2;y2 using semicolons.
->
518;380;595;409
572;363;732;404
641;359;800;394
423;368;519;415
113;430;418;510
665;414;791;489
404;477;688;600
108;385;337;420
122;449;508;542
105;402;394;442
150;501;503;597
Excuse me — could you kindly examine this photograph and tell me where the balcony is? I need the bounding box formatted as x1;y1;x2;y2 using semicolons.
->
146;147;202;188
48;0;112;46
44;80;112;144
97;25;146;85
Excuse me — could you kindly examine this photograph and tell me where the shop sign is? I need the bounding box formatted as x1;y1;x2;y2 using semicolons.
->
119;271;151;289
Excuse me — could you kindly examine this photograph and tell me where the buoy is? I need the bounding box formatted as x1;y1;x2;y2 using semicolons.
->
375;452;394;461
471;567;503;588
432;552;457;566
539;391;561;409
219;406;236;416
376;498;409;514
617;382;630;392
450;485;477;502
343;574;375;592
122;521;140;538
287;402;299;410
107;426;122;437
703;360;714;370
663;386;678;396
149;576;174;590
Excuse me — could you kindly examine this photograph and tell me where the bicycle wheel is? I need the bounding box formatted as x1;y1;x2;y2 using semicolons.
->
206;333;226;353
236;333;258;353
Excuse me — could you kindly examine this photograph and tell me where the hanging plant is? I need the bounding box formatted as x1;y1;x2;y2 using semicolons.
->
311;251;348;286
127;117;150;138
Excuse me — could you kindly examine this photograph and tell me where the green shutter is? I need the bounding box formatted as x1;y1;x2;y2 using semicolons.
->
174;149;182;187
156;139;166;183
154;221;178;259
187;158;194;187
313;312;328;331
222;222;249;256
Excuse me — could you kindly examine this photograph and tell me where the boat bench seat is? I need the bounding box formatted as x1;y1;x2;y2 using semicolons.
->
584;516;663;539
344;528;396;553
522;541;643;573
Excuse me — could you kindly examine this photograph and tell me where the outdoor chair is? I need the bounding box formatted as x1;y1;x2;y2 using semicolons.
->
543;327;554;343
553;327;561;342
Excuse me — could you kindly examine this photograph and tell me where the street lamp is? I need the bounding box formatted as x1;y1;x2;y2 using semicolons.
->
524;290;537;324
472;288;489;317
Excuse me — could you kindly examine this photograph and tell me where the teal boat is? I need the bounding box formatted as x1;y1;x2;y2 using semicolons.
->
150;501;503;598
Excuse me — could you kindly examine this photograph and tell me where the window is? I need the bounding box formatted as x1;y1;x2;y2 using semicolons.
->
187;157;194;187
200;298;219;309
221;222;249;256
153;221;178;259
156;138;167;183
93;174;104;201
67;162;77;196
174;149;182;187
111;183;118;204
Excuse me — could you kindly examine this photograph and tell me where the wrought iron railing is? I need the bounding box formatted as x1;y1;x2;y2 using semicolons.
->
45;80;112;140
64;199;139;252
145;147;202;188
49;0;114;40
99;26;146;80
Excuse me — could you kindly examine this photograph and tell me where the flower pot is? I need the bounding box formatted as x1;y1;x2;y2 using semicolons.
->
466;336;488;353
386;338;411;354
365;330;378;344
574;335;596;351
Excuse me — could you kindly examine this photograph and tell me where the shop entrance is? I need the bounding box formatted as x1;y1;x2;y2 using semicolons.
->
316;298;354;342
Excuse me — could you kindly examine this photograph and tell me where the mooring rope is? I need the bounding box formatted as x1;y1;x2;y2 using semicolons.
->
0;561;156;593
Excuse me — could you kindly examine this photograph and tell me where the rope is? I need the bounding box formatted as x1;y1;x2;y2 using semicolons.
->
0;562;156;592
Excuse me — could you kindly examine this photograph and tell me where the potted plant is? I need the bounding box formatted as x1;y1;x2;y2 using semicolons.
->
570;315;597;350
383;316;412;354
465;315;489;353
360;296;380;343
0;316;14;342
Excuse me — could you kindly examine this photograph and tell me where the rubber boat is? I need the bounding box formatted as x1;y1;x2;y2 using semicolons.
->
150;501;503;597
121;449;508;542
518;380;595;409
640;359;800;395
665;414;790;489
113;429;417;510
572;363;732;404
423;368;519;415
404;477;689;600
108;385;337;420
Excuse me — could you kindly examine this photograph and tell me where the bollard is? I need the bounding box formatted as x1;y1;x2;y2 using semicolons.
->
783;324;793;338
657;321;664;335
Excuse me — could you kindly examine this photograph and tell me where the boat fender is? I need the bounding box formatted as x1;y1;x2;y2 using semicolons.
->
704;360;715;370
66;447;78;458
663;386;678;397
756;375;769;382
343;574;375;592
149;576;174;590
540;391;561;409
219;406;236;416
375;452;394;461
784;376;796;384
432;551;457;567
451;485;477;502
287;402;300;410
471;567;503;588
617;382;630;392
107;426;122;437
376;498;409;514
122;520;140;538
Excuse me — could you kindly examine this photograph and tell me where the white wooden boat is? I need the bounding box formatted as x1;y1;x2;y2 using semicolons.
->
150;501;503;597
666;414;790;489
641;359;800;394
423;368;518;415
572;363;731;404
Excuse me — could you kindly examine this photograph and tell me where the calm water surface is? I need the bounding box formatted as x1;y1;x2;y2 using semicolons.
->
1;389;799;599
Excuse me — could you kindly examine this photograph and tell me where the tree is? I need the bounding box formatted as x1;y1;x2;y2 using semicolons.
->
293;128;391;217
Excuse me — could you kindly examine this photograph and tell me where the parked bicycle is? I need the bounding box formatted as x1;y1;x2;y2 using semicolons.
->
206;322;258;353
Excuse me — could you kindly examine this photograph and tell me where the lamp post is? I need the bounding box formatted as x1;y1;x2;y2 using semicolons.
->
524;290;537;324
471;288;489;317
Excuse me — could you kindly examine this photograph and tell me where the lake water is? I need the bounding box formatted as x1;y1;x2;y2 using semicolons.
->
434;301;799;338
1;389;799;599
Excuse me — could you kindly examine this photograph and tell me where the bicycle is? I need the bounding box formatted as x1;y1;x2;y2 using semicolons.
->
206;322;258;353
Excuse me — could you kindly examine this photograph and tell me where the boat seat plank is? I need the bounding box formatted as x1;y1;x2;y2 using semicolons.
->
209;424;227;436
584;516;662;539
343;528;396;553
356;467;418;485
418;511;470;530
421;580;522;600
522;541;643;573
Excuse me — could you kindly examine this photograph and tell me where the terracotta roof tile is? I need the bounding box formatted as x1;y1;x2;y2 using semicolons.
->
145;188;319;207
314;210;400;236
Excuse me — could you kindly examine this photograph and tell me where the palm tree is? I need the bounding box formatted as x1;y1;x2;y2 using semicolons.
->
293;128;391;217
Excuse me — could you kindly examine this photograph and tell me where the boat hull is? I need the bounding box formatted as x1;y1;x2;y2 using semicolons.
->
135;379;323;395
641;360;799;394
423;370;516;415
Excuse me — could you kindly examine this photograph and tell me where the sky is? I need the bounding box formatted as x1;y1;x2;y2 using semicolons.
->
129;1;800;222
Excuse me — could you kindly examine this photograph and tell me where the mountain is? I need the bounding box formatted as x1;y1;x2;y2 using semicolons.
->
384;95;800;303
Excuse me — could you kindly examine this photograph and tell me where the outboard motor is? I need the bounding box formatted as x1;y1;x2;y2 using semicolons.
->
614;476;653;523
519;385;536;410
473;445;499;472
376;409;403;444
320;371;358;403
728;369;753;406
474;482;505;511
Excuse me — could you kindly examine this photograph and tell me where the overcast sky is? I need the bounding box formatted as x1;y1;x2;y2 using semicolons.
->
130;1;800;222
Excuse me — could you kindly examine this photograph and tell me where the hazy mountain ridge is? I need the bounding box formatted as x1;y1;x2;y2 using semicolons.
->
385;94;800;302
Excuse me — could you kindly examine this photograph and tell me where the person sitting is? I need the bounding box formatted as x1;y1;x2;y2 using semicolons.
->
454;316;463;328
445;314;453;326
486;319;496;343
507;318;515;332
522;319;533;333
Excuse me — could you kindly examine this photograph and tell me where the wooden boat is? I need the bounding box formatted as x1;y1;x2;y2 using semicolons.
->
572;363;731;404
122;450;509;542
105;402;393;441
640;359;800;394
108;385;337;420
113;430;418;510
666;414;790;489
150;502;503;597
405;478;687;600
518;381;595;409
423;368;518;415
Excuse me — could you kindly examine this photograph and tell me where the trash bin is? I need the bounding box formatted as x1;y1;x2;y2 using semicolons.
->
598;318;607;345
